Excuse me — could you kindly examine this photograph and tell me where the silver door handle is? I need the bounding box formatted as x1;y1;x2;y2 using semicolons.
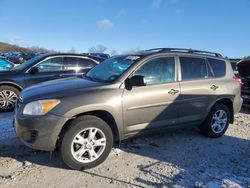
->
168;89;179;95
210;85;219;90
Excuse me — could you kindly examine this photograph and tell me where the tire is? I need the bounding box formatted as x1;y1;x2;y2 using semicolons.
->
0;85;20;112
200;103;230;138
60;115;113;170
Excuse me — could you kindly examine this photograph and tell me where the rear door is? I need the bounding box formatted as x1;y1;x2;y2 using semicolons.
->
62;57;98;78
178;56;215;124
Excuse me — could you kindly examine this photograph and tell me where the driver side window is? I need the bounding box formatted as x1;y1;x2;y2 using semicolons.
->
134;57;175;85
36;57;63;72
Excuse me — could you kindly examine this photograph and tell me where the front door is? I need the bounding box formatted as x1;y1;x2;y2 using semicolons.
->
122;56;180;135
24;56;64;87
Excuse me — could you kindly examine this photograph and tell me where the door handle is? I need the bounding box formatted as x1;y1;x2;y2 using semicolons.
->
168;89;179;95
210;85;219;90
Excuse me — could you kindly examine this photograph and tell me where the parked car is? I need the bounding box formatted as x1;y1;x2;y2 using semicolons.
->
4;51;38;65
82;53;110;59
237;57;250;105
230;58;241;76
0;57;14;71
0;53;105;111
14;48;242;170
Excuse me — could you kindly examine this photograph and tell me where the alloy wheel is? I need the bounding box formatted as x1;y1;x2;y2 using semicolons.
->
211;110;228;134
71;127;107;163
0;90;17;110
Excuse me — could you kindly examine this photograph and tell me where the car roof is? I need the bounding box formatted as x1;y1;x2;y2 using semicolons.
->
121;48;224;59
42;53;106;62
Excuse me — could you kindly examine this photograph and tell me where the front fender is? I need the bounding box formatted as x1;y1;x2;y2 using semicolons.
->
56;103;124;140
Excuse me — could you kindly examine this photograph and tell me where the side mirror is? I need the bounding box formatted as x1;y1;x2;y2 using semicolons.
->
29;67;39;74
125;75;146;90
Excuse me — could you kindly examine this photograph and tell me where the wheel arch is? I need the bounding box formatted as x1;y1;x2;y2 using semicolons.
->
57;110;121;149
208;98;234;123
0;82;23;91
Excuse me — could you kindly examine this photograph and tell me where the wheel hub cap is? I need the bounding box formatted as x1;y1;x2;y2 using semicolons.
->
211;110;228;134
0;90;17;110
71;127;106;163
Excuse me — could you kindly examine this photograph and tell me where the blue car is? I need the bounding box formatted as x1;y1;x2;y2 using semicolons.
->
0;58;14;71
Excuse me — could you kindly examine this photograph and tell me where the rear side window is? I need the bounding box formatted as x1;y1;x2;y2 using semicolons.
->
63;57;97;71
180;57;208;80
207;58;226;77
78;58;97;68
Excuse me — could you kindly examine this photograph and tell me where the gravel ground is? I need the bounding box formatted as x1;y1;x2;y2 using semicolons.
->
0;108;250;188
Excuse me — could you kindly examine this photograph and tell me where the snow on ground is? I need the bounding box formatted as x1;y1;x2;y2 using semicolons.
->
0;109;250;188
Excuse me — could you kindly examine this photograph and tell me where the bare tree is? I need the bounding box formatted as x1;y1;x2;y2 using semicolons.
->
88;45;108;53
68;48;77;53
110;49;118;56
122;48;141;54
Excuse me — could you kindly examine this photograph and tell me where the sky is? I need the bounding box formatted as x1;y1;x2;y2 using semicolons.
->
0;0;250;57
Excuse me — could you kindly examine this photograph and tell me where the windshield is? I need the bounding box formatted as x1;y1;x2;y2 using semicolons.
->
13;55;46;71
85;56;141;82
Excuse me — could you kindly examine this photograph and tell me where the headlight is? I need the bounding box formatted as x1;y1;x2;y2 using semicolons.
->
23;99;60;115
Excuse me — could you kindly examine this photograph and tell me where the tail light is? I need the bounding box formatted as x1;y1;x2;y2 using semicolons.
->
233;76;242;85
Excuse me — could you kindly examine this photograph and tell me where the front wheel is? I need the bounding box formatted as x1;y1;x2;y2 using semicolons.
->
0;85;20;112
200;103;230;138
60;116;113;170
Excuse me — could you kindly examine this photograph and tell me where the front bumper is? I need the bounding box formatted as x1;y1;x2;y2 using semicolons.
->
14;110;68;151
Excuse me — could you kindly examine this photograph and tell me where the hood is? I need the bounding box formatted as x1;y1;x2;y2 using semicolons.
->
21;77;108;103
0;70;18;75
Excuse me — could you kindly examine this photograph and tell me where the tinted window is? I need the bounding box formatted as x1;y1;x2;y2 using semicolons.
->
13;55;46;71
207;58;226;77
63;57;97;72
180;57;207;80
78;58;97;68
63;57;79;71
36;57;63;72
134;57;175;85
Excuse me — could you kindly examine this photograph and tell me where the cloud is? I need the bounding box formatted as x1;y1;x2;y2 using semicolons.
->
152;0;162;7
152;0;178;8
97;19;113;30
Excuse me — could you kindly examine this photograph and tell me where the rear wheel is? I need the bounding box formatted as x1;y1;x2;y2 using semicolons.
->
200;103;230;138
0;85;20;112
60;115;113;170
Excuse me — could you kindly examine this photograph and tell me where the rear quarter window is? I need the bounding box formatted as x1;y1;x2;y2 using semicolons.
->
207;58;226;77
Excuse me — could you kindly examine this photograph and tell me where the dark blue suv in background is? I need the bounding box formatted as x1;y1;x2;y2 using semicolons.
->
0;53;105;111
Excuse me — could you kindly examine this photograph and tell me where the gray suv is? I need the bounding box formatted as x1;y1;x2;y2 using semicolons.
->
14;48;243;170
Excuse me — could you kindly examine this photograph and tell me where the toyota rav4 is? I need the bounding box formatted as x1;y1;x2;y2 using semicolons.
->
14;48;243;170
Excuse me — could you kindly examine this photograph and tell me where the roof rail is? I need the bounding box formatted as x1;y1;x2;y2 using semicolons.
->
143;48;223;57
